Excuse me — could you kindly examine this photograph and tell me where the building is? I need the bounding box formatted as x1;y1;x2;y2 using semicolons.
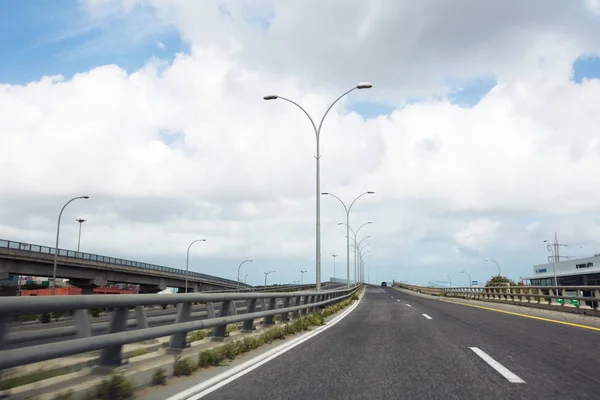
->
525;254;600;286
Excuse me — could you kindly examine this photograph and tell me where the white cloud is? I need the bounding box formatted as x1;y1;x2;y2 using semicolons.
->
2;1;600;286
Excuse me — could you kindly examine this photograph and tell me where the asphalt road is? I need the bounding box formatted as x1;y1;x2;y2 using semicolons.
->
199;285;600;400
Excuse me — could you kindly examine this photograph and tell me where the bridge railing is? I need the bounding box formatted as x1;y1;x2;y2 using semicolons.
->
0;286;360;370
396;283;600;312
0;239;249;289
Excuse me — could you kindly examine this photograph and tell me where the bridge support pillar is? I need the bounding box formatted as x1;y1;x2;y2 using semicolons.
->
69;278;107;295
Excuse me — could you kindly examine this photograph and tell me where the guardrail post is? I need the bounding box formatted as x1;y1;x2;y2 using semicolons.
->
0;314;7;348
211;300;231;341
262;298;277;326
169;302;192;349
99;307;128;367
230;300;238;316
259;298;267;312
305;295;314;314
135;306;148;329
290;297;300;319
279;298;290;322
206;302;216;319
241;299;257;332
74;309;91;338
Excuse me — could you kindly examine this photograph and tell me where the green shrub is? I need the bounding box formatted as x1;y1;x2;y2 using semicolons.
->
17;313;40;322
225;324;240;334
129;348;148;358
198;348;225;368
52;312;65;321
187;330;208;343
93;374;134;400
0;367;71;391
89;309;102;318
151;369;167;386
351;293;359;301
173;358;193;377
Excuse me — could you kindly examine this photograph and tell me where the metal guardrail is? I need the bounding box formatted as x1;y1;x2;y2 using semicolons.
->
0;286;360;370
0;239;250;289
397;283;600;311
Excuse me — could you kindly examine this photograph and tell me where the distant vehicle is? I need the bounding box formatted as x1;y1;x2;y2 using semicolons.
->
381;282;387;287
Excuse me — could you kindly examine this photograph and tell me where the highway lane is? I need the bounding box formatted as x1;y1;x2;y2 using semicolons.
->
198;285;599;400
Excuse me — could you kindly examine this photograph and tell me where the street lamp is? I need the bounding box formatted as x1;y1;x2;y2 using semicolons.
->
356;236;371;284
360;253;371;284
185;239;206;293
338;221;372;285
447;275;452;288
323;191;374;288
264;271;276;287
244;274;248;284
461;271;472;287
485;258;501;276
52;196;89;295
237;259;253;291
300;270;307;285
75;218;86;252
264;83;372;292
332;254;337;281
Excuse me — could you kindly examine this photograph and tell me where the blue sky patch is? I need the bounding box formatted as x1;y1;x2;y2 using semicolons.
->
572;56;600;83
0;1;187;85
348;101;396;119
448;77;497;107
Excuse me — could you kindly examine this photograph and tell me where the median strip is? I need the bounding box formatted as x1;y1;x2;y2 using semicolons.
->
469;347;525;383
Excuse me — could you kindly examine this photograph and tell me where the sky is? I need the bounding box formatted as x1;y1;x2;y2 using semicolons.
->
2;0;600;288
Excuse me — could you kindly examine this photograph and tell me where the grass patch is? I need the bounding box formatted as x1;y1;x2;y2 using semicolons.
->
173;358;195;377
151;368;167;386
129;348;149;358
187;329;209;343
0;367;72;391
92;374;134;400
225;324;240;334
17;313;40;322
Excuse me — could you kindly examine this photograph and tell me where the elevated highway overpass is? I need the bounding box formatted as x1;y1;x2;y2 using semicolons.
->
0;239;252;293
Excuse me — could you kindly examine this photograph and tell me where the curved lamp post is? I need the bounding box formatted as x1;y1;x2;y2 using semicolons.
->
338;221;372;285
485;258;501;276
185;239;206;293
461;270;472;287
323;192;374;288
264;270;276;287
264;83;372;291
300;270;307;285
237;259;253;291
52;196;89;295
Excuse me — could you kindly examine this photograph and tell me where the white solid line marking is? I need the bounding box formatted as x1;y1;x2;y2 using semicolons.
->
422;314;432;319
405;303;411;307
167;298;362;400
469;347;525;383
